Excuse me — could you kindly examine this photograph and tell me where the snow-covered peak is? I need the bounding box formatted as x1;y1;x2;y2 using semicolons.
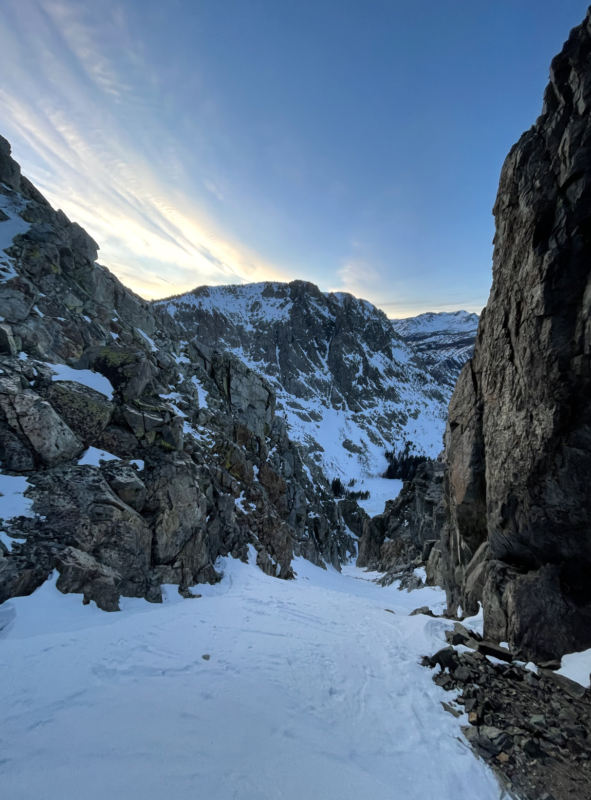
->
391;310;479;390
164;282;296;328
391;310;480;337
154;281;466;481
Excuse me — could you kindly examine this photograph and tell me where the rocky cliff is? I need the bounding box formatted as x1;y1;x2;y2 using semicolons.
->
0;135;355;612
442;8;591;662
154;284;455;481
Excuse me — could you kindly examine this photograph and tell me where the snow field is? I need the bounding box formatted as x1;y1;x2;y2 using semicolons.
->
355;477;404;517
0;554;503;800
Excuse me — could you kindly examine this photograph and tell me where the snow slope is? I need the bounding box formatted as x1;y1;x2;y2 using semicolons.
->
0;554;503;800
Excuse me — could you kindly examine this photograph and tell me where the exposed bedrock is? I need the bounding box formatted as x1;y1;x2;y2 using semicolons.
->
442;8;591;661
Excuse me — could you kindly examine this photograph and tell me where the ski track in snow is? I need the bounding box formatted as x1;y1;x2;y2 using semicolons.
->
0;555;503;800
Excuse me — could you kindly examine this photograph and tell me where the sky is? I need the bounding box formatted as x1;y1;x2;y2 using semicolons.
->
0;0;589;317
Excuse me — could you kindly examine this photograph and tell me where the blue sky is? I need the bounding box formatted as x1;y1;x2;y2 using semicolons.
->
0;0;589;316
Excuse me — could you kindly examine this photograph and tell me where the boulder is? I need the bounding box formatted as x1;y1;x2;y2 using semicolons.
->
40;380;114;446
0;377;83;466
0;426;37;472
100;460;147;512
74;345;158;403
94;424;140;459
0;550;48;603
56;546;122;612
142;452;210;578
0;276;38;323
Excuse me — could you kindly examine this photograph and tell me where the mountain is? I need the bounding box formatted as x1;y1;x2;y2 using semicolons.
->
154;283;463;483
391;310;479;388
0;134;357;614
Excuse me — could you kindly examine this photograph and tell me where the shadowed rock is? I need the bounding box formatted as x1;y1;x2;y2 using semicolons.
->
442;8;591;662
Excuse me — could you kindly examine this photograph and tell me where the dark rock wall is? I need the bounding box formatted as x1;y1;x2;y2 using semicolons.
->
443;9;591;661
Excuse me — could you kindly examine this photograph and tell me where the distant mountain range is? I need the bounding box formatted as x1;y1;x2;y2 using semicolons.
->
392;310;479;389
154;283;478;481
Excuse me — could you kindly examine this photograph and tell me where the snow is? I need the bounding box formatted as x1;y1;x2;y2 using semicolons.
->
234;491;252;514
165;282;294;329
278;392;444;484
137;328;158;352
78;447;120;466
191;374;209;407
462;604;484;637
392;311;479;336
131;459;145;471
0;192;30;281
0;530;26;551
0;555;502;800
156;283;451;481
355;477;403;517
46;362;115;399
558;648;591;688
0;473;34;520
159;391;187;418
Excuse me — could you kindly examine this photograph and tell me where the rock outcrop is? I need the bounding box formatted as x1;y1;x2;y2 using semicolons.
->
0;135;355;612
442;9;591;662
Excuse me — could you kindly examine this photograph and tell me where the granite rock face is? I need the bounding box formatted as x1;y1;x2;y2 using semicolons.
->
442;10;591;661
0;135;355;611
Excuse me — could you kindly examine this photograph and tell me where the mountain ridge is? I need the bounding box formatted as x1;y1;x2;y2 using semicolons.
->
154;282;475;483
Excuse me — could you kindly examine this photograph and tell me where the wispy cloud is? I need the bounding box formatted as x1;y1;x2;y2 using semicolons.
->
0;0;291;299
331;258;483;318
331;259;383;301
